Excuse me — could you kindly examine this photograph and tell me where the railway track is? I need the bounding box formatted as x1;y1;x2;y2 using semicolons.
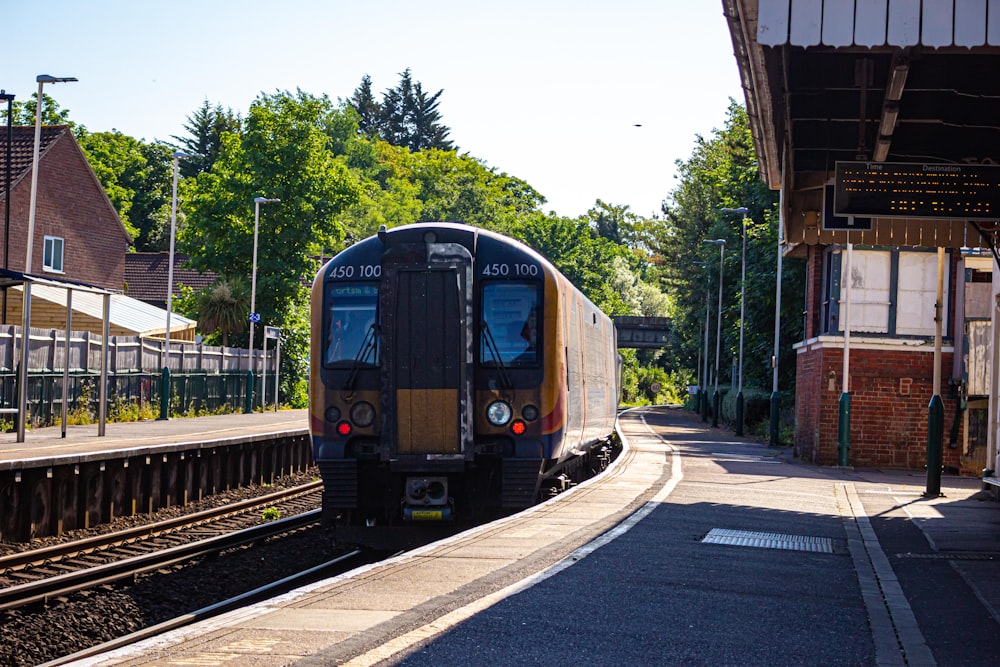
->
0;481;325;612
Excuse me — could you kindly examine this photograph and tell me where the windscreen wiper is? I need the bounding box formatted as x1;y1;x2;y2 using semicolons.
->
343;323;379;391
480;321;512;389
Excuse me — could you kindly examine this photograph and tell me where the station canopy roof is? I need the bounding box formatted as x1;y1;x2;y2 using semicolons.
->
725;0;1000;255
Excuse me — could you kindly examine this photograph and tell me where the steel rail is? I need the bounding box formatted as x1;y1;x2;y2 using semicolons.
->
38;547;365;667
0;509;322;611
0;480;322;573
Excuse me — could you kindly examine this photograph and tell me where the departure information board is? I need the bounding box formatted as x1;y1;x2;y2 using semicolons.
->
834;161;1000;221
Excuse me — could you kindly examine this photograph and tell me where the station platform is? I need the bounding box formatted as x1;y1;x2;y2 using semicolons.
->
0;409;309;470
70;406;1000;666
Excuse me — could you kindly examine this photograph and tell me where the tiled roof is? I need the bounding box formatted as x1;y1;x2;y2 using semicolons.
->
0;126;69;195
124;252;218;307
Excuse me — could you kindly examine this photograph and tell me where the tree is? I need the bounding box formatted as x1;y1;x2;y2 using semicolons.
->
11;92;73;126
194;276;250;347
77;130;174;243
658;100;804;398
348;69;454;152
180;90;362;405
348;75;382;140
170;100;242;177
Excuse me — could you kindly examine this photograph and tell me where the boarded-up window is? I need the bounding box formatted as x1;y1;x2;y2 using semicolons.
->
897;252;948;336
842;249;890;333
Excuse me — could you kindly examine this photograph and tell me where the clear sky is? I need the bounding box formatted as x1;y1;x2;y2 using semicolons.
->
7;1;744;220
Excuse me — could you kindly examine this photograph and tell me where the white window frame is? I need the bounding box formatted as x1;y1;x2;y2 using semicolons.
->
43;235;64;273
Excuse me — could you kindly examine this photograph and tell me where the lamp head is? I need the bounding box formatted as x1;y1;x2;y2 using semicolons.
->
254;197;281;204
173;151;199;159
721;207;749;215
0;91;14;102
36;75;78;84
703;239;726;246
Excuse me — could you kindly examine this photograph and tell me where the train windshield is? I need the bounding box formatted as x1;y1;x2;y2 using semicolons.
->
325;283;379;367
481;282;540;366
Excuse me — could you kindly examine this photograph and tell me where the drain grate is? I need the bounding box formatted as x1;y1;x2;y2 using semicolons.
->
702;528;834;553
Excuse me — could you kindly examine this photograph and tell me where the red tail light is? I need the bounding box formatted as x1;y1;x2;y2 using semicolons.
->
337;421;352;436
511;420;526;435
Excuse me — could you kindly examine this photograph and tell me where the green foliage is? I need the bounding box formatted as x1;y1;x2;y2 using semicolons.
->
193;276;250;347
108;397;158;423
12;92;72;126
180;90;361;357
170;99;243;177
78;130;173;245
261;507;281;521
349;69;454;151
658;101;805;397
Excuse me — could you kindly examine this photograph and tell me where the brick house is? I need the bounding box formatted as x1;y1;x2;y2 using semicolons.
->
0;126;130;293
0;125;195;339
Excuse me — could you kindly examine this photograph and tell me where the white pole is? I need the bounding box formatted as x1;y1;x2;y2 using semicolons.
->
165;154;180;355
261;334;268;409
842;235;853;394
248;200;261;374
274;335;280;412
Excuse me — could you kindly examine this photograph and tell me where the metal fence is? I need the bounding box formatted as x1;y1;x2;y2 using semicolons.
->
0;326;277;426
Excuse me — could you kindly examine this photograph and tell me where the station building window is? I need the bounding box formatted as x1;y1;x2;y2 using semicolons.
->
821;246;950;338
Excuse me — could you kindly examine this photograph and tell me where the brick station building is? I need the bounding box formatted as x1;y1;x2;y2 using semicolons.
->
725;0;1000;476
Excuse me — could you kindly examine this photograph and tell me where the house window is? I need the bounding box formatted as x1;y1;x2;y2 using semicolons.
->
43;236;64;273
821;246;950;337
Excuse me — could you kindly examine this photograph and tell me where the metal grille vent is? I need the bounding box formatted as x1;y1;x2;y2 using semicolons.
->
702;528;834;553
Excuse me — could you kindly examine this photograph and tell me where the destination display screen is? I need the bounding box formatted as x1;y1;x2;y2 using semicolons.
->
834;161;1000;221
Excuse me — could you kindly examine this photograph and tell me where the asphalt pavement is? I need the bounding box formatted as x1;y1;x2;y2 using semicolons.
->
385;406;1000;667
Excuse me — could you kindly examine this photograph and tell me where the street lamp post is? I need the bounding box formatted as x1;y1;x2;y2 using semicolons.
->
1;90;13;324
693;260;711;421
703;238;725;428
17;74;76;443
245;196;280;413
722;207;749;436
159;151;197;420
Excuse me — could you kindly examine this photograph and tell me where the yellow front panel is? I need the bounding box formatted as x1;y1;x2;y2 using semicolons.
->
397;389;459;454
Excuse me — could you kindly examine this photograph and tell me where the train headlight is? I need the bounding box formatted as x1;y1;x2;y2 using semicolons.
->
522;405;539;422
325;406;341;423
486;400;513;426
350;401;376;427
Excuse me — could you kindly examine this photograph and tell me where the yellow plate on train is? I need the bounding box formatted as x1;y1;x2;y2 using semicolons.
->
410;509;444;521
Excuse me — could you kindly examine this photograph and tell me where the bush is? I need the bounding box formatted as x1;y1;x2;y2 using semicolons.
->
721;387;771;430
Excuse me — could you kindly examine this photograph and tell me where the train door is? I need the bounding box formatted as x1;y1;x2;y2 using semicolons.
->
381;243;474;457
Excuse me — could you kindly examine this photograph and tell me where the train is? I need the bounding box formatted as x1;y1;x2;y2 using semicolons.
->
309;222;619;539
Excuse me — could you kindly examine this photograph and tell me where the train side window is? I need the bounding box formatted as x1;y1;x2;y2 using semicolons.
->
325;283;379;366
481;282;540;366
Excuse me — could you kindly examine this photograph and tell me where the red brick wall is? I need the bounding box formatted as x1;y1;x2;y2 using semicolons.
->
795;344;961;469
3;134;128;290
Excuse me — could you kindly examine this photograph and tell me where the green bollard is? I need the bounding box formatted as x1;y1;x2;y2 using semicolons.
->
837;392;851;466
711;390;720;428
158;367;170;420
244;370;254;414
735;390;744;436
925;394;944;497
769;391;780;446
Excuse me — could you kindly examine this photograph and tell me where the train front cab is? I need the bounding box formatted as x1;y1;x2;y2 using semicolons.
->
310;224;558;529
